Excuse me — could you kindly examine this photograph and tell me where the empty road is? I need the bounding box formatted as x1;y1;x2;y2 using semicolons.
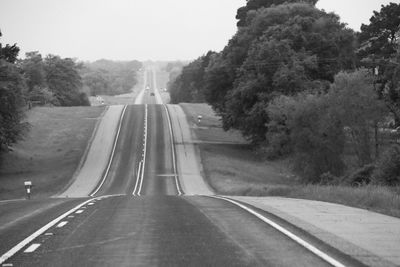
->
0;70;359;267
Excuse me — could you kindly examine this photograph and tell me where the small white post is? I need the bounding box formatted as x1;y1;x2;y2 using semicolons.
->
24;181;32;200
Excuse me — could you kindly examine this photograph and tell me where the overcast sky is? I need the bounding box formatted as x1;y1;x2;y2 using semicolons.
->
0;0;397;61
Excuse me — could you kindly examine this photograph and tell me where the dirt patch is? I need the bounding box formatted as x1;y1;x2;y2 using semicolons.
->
0;106;105;200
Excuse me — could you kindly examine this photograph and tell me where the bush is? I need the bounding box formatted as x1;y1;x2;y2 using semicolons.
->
345;164;375;186
373;145;400;186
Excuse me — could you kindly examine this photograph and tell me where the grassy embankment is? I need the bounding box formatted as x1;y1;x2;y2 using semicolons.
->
0;106;105;200
180;103;400;218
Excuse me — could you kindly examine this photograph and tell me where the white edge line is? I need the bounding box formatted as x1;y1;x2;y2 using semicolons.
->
209;196;346;267
137;104;148;196
90;105;127;197
0;194;122;264
0;198;91;263
164;104;182;195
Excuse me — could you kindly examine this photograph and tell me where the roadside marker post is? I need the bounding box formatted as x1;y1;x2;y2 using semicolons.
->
24;181;32;200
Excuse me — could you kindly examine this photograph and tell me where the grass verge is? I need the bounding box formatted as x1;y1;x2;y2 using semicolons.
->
181;103;400;218
0;106;105;200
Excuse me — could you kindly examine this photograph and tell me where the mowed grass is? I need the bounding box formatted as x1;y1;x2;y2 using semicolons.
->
0;106;105;200
181;103;400;218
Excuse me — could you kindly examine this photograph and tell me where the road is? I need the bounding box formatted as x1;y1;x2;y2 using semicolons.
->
0;69;358;266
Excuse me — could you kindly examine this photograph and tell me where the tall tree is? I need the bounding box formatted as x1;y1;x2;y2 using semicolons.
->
218;3;356;143
0;32;28;153
358;2;400;125
44;55;89;106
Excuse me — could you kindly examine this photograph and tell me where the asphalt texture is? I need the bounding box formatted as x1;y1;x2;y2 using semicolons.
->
0;70;348;266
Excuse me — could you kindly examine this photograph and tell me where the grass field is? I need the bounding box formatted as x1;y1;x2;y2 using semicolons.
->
181;103;400;218
0;106;105;200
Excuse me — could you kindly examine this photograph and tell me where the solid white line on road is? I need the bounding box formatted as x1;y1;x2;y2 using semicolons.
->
132;161;143;195
90;105;127;197
23;244;41;253
210;196;346;267
137;104;148;196
0;194;122;264
56;221;68;228
75;210;84;214
164;104;183;195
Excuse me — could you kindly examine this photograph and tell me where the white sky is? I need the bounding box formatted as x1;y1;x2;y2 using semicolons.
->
0;0;398;61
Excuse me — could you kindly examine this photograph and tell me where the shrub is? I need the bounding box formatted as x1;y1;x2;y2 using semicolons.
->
345;164;375;186
373;145;400;186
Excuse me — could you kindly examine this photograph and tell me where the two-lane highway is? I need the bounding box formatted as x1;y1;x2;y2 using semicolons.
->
0;69;357;267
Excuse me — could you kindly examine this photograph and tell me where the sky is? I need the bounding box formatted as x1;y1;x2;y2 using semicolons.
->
0;0;398;62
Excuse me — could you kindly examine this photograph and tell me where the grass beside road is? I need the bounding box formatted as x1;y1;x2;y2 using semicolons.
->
181;103;400;218
0;106;105;200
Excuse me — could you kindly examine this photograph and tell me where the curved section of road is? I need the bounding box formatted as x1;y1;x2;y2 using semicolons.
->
166;104;213;195
59;105;125;198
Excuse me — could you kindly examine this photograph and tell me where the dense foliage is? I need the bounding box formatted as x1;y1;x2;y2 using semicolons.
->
168;1;400;183
169;52;215;103
81;59;142;96
0;31;28;153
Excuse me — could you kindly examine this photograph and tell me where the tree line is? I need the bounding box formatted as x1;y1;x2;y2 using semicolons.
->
168;1;400;185
0;30;141;158
81;59;141;96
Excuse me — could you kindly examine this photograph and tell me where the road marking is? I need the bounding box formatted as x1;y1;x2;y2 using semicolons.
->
90;105;127;197
2;263;13;266
56;221;68;228
23;244;41;253
210;196;346;267
164;104;183;195
75;210;84;214
44;233;53;236
88;203;94;206
136;104;148;196
0;195;121;264
132;161;143;195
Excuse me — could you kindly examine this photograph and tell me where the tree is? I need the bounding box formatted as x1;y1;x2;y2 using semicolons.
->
217;2;356;143
267;93;345;182
328;69;387;166
169;51;215;103
0;33;28;153
21;51;47;91
0;30;19;64
81;59;141;96
44;55;89;106
358;3;400;125
236;0;318;27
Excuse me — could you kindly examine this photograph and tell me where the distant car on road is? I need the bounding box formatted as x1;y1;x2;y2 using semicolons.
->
146;85;150;90
150;92;155;96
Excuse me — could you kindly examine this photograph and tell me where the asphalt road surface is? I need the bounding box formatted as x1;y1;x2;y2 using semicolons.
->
0;70;357;266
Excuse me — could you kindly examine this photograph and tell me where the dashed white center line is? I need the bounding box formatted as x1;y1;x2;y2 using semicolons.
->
75;210;84;214
56;221;68;228
24;244;41;253
2;263;13;266
88;203;94;206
